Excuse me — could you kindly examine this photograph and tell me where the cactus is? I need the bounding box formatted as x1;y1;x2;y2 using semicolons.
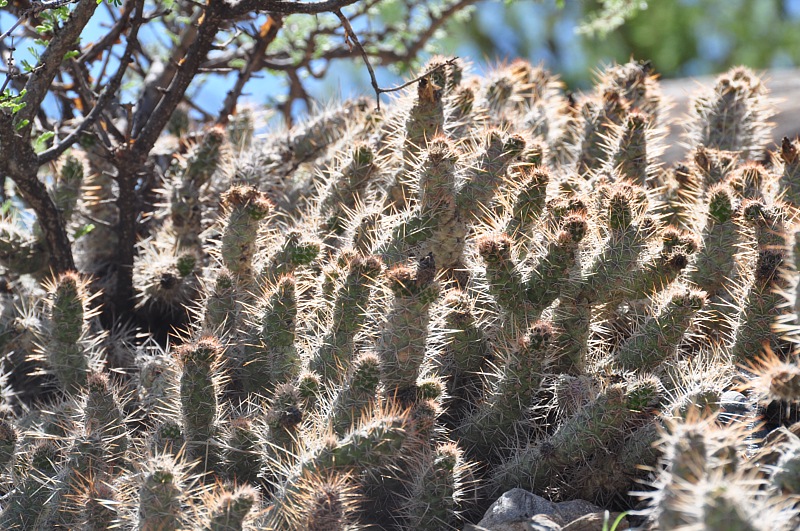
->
205;485;258;531
175;336;224;472
3;59;800;530
277;470;360;531
82;480;119;531
0;418;16;471
137;454;187;531
431;289;492;425
688;66;772;159
218;185;272;282
202;268;239;336
400;442;474;530
260;382;304;481
637;409;796;530
240;274;299;395
134;239;199;316
222;415;262;484
310;254;382;383
319;144;377;243
458;321;552;461
260;231;319;284
378;255;440;402
503;165;549;239
0;212;49;274
84;371;128;469
0;442;61;527
777;137;800;212
607;110;659;187
729;247;790;364
267;410;411;529
385;72;446;209
577;89;627;175
490;377;661;496
613;288;706;371
328;351;381;435
36;271;104;392
54;154;84;223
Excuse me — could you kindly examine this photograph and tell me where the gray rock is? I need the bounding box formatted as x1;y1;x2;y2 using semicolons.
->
476;489;603;531
554;500;604;523
477;489;560;530
719;390;752;422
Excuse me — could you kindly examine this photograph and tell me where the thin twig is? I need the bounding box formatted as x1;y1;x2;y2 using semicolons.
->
0;17;26;43
18;0;99;134
80;0;136;63
217;15;283;125
332;12;459;111
334;9;381;109
0;38;17;95
381;57;459;94
38;0;146;163
0;0;83;42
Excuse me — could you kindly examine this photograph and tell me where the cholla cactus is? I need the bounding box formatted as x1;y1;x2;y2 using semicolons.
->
35;271;105;392
378;255;440;402
0;440;63;529
204;485;259;531
399;442;475;530
4;59;800;530
639;409;798;531
174;336;225;471
218;185;272;283
687;66;772;160
135;453;190;531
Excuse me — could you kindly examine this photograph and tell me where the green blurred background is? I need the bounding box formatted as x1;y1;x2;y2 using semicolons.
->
447;0;800;90
284;0;800;118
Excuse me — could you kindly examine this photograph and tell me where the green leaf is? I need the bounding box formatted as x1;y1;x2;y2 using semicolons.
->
74;223;96;239
34;131;55;152
63;50;80;61
230;58;247;70
602;511;629;531
15;119;29;131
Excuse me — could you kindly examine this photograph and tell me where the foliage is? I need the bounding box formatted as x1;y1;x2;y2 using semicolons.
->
443;0;800;90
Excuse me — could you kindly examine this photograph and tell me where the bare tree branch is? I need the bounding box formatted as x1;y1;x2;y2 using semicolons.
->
334;8;382;108
379;0;477;63
336;8;458;110
0;113;75;272
131;9;202;137
217;15;283;125
38;0;146;164
18;0;99;133
0;0;482;322
110;0;230;316
229;0;360;16
79;0;136;63
132;1;227;155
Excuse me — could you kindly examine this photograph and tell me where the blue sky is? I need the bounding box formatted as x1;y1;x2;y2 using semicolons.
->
3;0;800;126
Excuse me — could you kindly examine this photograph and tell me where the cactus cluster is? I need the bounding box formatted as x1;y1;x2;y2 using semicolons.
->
1;58;800;529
